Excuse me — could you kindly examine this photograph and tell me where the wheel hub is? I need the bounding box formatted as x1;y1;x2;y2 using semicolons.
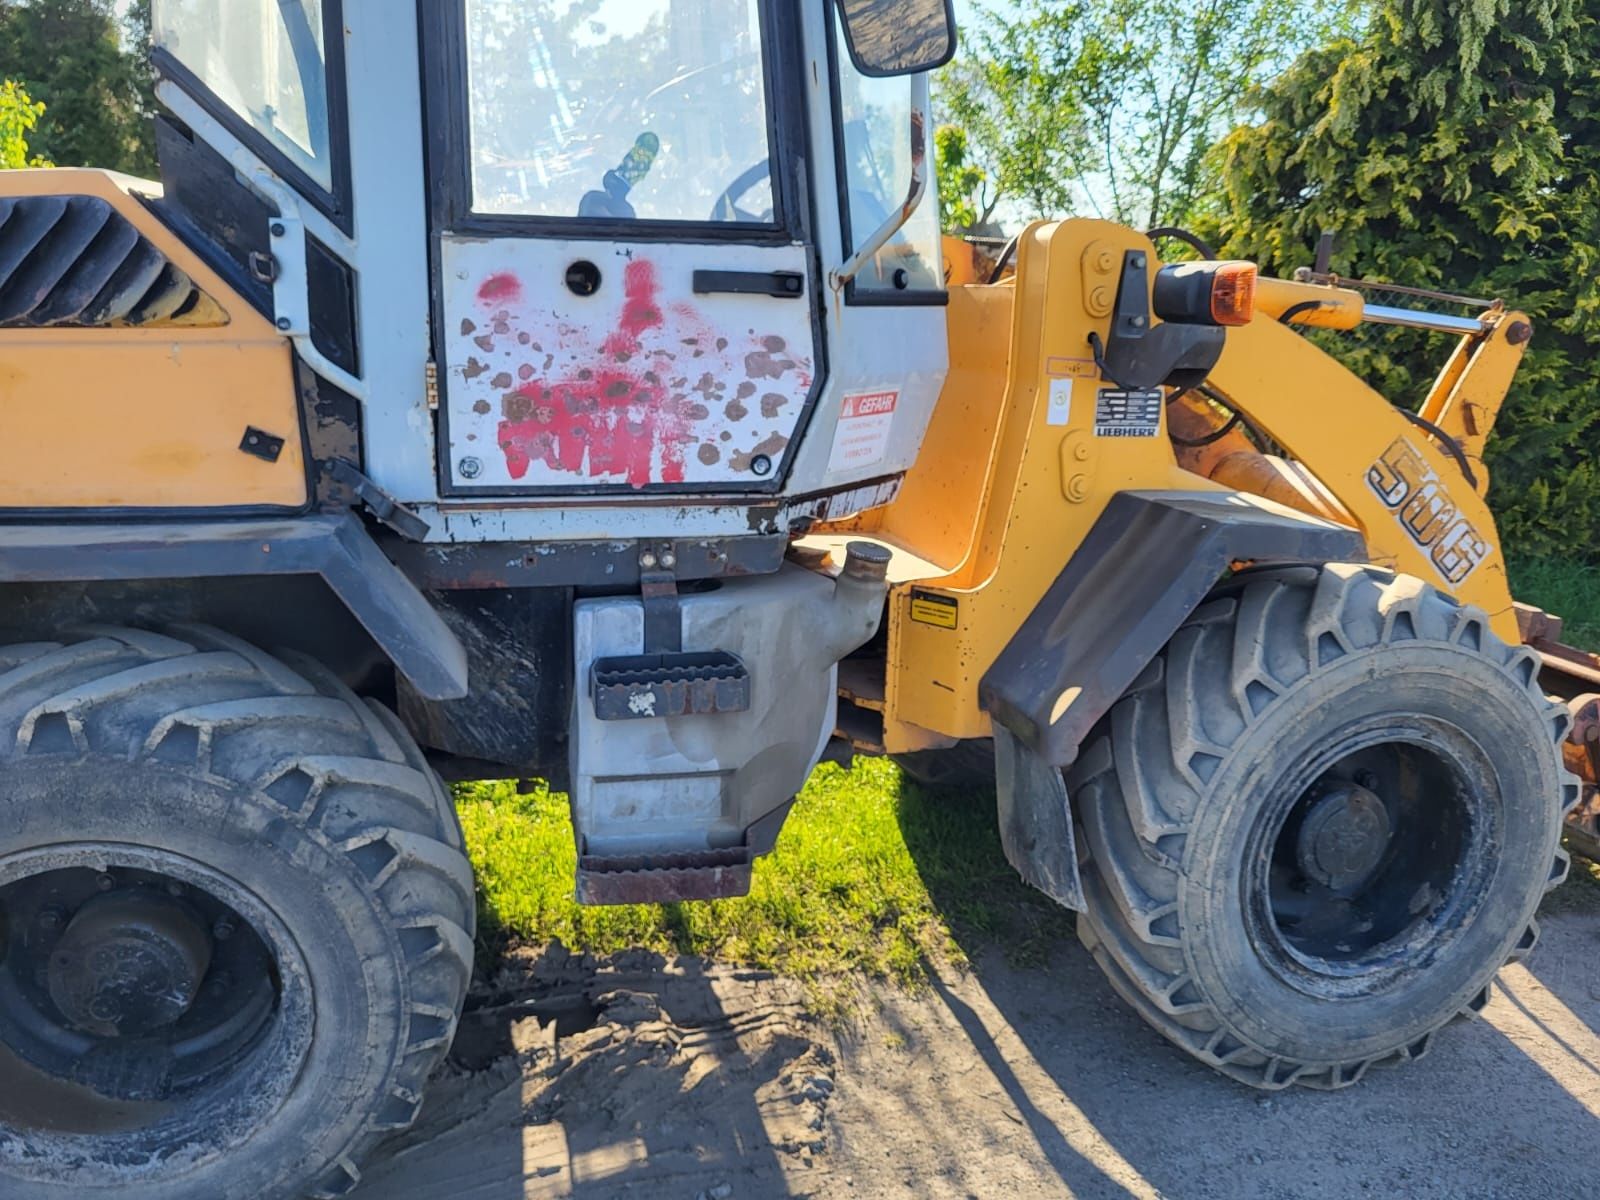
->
46;889;213;1039
1294;782;1392;892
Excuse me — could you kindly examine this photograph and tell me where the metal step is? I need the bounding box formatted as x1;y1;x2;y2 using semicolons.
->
834;701;885;755
576;846;753;905
838;659;886;712
591;650;750;720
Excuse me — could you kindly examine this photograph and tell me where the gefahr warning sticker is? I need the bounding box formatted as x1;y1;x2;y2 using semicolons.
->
828;389;900;473
1094;388;1163;438
909;589;959;629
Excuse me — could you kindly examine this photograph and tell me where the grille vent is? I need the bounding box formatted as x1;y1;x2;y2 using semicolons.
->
0;194;225;328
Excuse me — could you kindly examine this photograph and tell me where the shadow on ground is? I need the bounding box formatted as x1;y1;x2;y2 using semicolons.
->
883;785;1600;1200
352;948;830;1199
354;784;1600;1200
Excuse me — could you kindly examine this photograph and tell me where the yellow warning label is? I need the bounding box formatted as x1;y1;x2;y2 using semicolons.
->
910;589;959;630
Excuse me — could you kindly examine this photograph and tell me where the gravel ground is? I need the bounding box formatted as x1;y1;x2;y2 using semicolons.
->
353;887;1600;1200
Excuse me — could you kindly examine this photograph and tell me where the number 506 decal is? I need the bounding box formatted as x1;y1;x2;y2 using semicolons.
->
1366;438;1488;586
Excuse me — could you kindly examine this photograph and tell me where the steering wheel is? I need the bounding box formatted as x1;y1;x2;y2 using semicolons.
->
711;159;776;223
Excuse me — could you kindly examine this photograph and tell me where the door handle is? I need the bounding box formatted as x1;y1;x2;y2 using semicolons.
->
692;270;805;299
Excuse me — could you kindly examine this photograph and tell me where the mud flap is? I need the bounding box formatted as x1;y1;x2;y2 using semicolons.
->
994;721;1084;912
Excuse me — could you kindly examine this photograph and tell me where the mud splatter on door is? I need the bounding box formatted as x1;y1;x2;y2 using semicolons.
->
440;239;816;492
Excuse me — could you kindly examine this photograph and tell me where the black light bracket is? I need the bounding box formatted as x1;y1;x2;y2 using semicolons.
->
1090;251;1226;392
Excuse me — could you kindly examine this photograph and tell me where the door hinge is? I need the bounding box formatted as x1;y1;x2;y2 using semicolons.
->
425;360;440;412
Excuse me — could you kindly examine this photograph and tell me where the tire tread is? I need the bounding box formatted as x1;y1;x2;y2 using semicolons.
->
1069;565;1575;1090
0;625;472;1197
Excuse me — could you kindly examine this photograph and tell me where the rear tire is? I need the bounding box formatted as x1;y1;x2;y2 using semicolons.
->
1067;565;1578;1089
0;626;474;1198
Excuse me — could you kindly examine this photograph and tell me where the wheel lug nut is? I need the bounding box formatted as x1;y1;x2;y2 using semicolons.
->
37;907;65;931
1355;770;1379;791
166;881;185;898
96;874;115;893
213;918;236;941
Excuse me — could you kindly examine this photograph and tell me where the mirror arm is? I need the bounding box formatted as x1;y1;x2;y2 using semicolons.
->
831;72;930;291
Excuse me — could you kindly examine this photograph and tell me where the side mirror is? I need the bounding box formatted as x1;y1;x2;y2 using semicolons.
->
837;0;958;77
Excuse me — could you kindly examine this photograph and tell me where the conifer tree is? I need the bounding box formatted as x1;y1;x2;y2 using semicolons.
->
1216;0;1598;557
0;0;154;175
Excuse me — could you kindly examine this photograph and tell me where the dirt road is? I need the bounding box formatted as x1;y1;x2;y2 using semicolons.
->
355;895;1600;1200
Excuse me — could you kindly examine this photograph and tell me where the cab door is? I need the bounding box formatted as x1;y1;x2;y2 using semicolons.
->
423;0;820;495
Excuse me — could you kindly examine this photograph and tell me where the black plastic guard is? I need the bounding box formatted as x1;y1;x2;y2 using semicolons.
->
0;514;468;700
995;723;1085;911
980;490;1365;767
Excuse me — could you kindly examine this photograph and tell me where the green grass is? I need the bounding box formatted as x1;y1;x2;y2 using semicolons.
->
1509;557;1600;649
457;758;1070;1001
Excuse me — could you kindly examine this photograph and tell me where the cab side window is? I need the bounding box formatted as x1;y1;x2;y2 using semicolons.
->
154;0;334;192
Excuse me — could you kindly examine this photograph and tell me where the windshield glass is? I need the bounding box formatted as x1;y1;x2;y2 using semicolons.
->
464;0;775;224
153;0;333;191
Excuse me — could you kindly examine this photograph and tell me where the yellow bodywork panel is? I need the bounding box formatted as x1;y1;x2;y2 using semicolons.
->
0;170;306;511
1417;310;1531;494
816;219;1519;748
821;220;1224;746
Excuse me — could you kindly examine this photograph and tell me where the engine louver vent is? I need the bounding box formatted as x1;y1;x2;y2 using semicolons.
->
0;194;226;328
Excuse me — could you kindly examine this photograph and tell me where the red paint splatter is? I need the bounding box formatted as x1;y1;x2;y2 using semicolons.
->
498;260;691;487
477;272;522;307
601;261;665;358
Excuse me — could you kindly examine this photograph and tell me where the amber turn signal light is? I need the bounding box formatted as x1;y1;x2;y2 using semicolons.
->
1210;262;1257;326
1152;259;1259;327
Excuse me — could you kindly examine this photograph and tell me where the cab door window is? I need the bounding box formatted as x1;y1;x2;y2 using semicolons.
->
832;12;943;297
464;0;777;225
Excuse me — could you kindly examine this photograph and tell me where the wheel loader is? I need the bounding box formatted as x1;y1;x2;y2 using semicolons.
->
0;0;1594;1195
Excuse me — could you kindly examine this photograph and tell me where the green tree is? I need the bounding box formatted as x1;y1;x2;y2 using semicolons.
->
1215;0;1596;559
934;123;990;232
0;0;154;175
123;0;156;129
939;0;1362;228
938;4;1092;224
0;79;49;168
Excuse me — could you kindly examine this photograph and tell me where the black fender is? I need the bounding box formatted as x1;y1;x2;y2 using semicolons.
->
978;490;1364;910
981;489;1365;766
0;513;468;699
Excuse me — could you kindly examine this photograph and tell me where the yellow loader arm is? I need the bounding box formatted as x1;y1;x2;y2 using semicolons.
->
1203;298;1522;637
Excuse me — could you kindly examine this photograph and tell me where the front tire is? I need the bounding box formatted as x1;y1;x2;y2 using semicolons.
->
0;627;474;1198
1067;565;1577;1089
